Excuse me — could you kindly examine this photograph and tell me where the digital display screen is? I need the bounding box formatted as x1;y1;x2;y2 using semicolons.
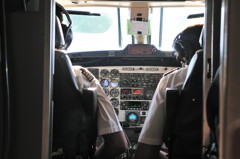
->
127;45;153;55
132;89;143;94
121;89;131;94
129;113;137;120
128;101;141;108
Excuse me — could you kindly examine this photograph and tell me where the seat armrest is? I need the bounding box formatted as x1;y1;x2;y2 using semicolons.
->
164;88;180;152
82;87;98;150
82;87;98;116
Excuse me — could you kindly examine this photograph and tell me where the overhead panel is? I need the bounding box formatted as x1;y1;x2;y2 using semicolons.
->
56;0;205;8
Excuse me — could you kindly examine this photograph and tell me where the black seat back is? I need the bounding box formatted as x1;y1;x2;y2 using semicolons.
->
206;68;219;144
165;50;203;159
52;14;98;159
203;68;220;159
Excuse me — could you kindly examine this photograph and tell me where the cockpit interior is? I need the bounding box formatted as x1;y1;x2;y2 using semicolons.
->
55;0;205;158
3;0;240;159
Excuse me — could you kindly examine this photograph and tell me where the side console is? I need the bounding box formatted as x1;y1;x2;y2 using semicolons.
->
87;66;176;128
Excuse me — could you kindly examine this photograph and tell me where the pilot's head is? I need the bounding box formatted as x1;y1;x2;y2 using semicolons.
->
55;2;73;50
172;24;203;65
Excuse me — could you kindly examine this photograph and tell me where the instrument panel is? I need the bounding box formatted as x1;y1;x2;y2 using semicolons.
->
87;66;177;128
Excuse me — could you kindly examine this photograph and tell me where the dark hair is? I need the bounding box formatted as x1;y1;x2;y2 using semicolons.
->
172;24;203;64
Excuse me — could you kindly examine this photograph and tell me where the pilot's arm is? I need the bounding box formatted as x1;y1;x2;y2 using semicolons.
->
135;76;167;159
94;131;128;159
73;66;128;159
136;67;188;159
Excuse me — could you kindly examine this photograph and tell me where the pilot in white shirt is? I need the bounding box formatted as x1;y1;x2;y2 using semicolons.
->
56;3;128;158
136;24;203;159
72;66;123;136
138;67;188;145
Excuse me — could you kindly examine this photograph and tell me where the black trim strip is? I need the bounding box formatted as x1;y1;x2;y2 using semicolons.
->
0;0;10;158
117;8;122;48
159;8;163;48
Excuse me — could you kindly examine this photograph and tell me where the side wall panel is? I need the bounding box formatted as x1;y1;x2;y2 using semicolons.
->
5;0;53;158
220;0;240;158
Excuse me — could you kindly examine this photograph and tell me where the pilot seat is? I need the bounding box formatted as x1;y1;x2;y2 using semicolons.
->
52;14;98;159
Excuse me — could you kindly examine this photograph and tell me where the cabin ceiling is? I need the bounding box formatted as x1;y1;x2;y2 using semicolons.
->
56;0;205;8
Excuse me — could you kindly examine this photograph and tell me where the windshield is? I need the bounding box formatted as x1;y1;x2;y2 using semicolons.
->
65;7;204;52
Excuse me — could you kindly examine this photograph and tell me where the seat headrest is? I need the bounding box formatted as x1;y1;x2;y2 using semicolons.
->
55;16;66;49
182;49;203;89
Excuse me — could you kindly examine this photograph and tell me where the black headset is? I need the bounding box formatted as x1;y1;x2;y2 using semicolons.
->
172;25;203;65
56;2;73;50
172;32;195;65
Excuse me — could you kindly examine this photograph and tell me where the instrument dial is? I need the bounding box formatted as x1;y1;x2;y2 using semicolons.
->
100;79;109;87
100;69;109;78
110;69;120;78
126;112;140;125
110;88;119;97
103;88;109;96
110;98;119;107
110;79;119;88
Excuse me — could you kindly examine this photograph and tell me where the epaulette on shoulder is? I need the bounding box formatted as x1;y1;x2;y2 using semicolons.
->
163;67;180;77
80;68;94;82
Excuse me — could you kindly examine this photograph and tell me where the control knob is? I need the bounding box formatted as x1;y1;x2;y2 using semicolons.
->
145;92;154;100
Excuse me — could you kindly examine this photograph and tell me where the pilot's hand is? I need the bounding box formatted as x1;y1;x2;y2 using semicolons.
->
159;150;168;159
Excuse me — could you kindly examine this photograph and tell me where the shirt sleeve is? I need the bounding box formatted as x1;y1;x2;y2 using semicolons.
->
138;67;188;145
73;66;123;136
95;83;123;136
138;76;168;145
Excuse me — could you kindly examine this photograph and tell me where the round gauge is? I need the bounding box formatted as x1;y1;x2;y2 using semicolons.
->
103;88;109;96
100;79;109;87
110;69;120;78
110;98;119;107
110;79;119;88
100;69;109;78
126;112;140;125
110;88;119;97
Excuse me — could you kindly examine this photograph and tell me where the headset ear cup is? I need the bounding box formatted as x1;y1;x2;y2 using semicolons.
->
173;41;186;62
174;40;196;64
61;24;73;49
172;33;186;63
66;29;73;49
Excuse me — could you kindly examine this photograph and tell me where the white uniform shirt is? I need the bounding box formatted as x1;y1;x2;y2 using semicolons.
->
73;66;123;136
138;67;188;145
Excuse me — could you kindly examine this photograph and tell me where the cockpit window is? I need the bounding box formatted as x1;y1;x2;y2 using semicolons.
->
65;7;204;52
65;7;119;52
71;13;112;33
159;7;204;51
